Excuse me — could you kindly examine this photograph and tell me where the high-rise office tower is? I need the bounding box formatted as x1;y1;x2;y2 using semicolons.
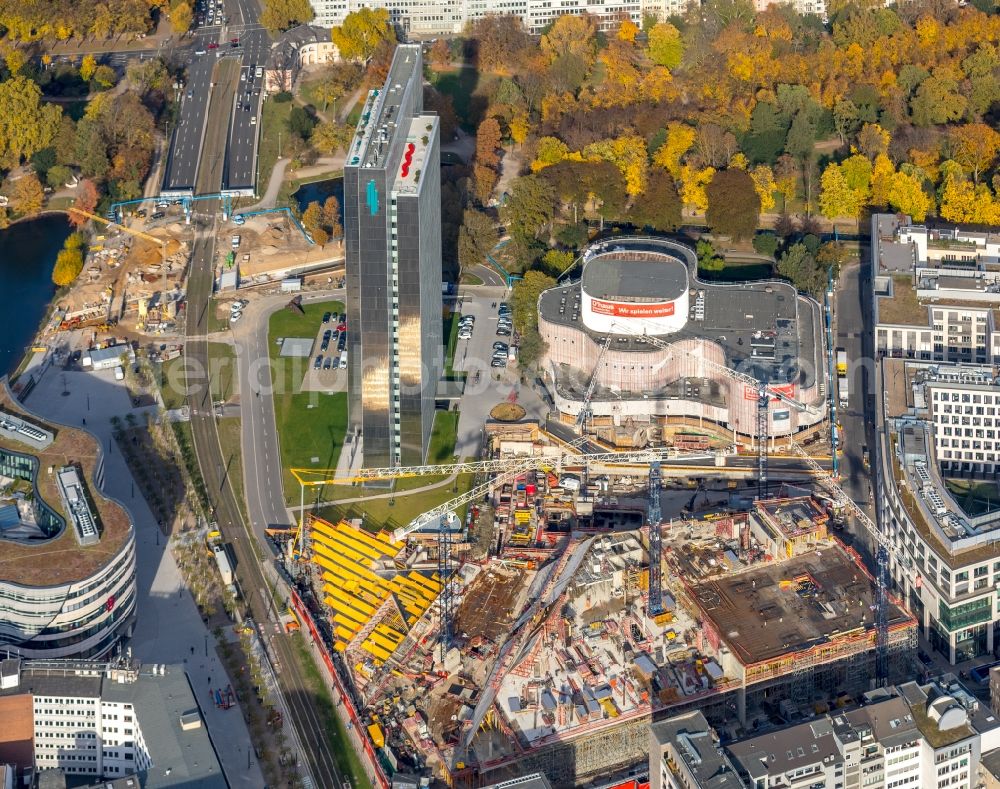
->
343;44;442;468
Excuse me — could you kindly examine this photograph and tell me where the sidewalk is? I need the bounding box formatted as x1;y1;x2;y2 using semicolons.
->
22;364;266;789
46;18;175;57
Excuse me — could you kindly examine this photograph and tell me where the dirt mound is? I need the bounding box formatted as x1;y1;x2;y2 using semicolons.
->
489;403;525;422
132;237;182;266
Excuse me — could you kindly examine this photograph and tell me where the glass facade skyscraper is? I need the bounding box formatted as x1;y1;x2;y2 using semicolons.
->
344;45;442;468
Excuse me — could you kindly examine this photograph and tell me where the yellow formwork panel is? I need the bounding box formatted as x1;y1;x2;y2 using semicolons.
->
334;640;348;652
313;550;386;589
330;531;390;562
361;640;392;662
373;623;405;645
405;572;441;594
334;625;355;642
367;630;402;653
312;533;373;566
327;596;375;622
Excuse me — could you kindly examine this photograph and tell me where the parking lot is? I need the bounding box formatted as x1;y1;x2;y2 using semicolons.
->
450;292;549;457
300;309;347;393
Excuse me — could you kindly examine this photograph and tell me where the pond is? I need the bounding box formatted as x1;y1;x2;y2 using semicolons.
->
293;177;344;221
0;214;72;376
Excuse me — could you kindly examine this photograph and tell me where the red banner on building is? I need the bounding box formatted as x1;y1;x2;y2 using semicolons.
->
743;382;797;401
590;299;675;318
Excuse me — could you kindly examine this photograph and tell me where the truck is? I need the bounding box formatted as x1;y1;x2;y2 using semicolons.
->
838;374;849;406
836;349;848;376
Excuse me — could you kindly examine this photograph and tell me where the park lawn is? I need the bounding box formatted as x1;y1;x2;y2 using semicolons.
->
206;342;237;402
160;356;187;410
290;634;373;789
217;416;246;520
256;97;294;195
428;66;493;130
267;299;346;503
443;312;462;379
312;471;475;534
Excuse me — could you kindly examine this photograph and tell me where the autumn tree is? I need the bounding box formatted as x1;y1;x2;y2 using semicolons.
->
473;164;499;205
261;0;313;33
92;64;117;89
952;123;1000;185
457;208;496;271
819;162;865;219
652;123;695;178
80;55;97;82
540;14;598;68
647;22;684;69
52;247;84;286
470;15;529;73
331;8;393;62
542;249;575;276
502;175;555;241
9;173;44;215
629;168;681;232
857;123;890;161
69;180;99;227
301;201;322;236
706;168;760;240
429;38;450;68
322;196;342;238
476;117;501;168
311;122;353;154
170;0;192;34
582;134;648;196
0;76;62;167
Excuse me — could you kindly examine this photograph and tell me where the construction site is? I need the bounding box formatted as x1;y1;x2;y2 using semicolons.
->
278;426;917;789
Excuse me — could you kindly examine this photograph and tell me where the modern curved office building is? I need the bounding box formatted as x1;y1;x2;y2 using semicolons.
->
538;237;828;446
0;390;136;659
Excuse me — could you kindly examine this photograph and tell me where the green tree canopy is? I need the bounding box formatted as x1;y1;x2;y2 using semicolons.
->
501;175;555;241
705;168;760;241
0;76;62;167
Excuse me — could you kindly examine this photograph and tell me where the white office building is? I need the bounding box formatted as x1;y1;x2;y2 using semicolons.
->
0;657;225;785
871;214;1000;664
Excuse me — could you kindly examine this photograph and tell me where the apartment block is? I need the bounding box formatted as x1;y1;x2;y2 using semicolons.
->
651;677;1000;789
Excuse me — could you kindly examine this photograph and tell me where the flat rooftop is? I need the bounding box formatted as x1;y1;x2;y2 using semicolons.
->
541;238;819;390
580;253;687;303
357;44;422;170
0;387;131;586
687;543;910;665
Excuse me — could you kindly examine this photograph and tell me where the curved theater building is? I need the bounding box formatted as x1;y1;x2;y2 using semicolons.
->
0;389;136;658
538;237;828;445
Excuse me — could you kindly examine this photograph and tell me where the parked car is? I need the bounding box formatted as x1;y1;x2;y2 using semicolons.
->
493;342;508;352
323;356;333;370
229;311;242;324
314;355;323;369
322;311;332;323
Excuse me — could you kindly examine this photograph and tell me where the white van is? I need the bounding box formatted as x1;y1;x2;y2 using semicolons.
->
114;366;125;381
338;351;347;369
559;474;581;492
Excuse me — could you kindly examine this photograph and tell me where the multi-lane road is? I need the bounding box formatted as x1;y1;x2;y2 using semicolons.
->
223;0;270;191
162;29;222;192
162;0;270;194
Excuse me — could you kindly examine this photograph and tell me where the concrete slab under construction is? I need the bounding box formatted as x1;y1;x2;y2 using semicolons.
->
686;544;910;666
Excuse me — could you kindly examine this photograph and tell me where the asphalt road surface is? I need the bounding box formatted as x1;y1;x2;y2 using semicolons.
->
835;253;880;560
222;0;270;192
162;29;224;192
184;202;345;789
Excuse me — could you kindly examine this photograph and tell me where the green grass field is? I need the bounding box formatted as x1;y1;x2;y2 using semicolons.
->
217;416;246;519
267;300;347;504
256;97;294;195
